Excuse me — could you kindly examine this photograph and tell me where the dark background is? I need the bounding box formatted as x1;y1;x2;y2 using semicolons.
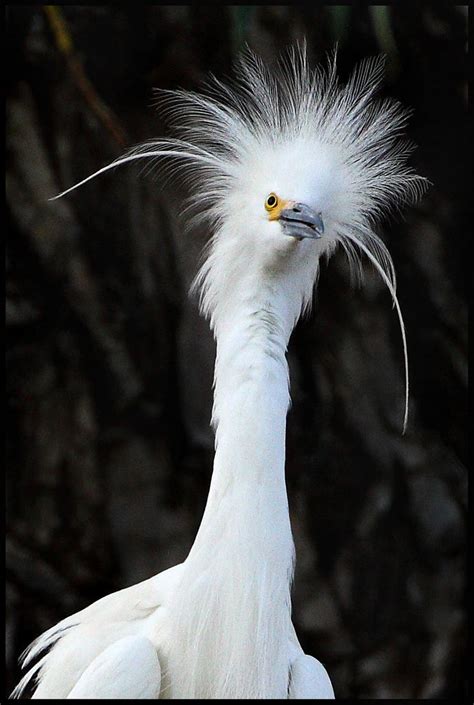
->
5;5;468;699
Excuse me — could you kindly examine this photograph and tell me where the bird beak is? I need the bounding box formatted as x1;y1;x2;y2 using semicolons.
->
279;202;324;240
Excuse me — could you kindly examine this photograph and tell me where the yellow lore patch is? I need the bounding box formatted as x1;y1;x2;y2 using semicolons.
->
265;193;292;221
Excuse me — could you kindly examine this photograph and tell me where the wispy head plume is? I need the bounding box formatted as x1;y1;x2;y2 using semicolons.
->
49;45;428;432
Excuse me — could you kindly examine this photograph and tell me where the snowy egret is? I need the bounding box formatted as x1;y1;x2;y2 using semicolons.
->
13;46;426;699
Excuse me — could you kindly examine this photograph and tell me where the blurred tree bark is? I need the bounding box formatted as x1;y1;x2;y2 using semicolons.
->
5;5;468;699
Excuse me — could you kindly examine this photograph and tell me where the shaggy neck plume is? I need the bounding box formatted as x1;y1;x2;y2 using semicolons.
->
165;276;299;699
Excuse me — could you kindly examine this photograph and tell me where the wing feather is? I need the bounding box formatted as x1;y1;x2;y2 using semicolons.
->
66;636;161;699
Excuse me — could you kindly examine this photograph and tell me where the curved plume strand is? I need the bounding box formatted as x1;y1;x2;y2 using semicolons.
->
342;227;410;433
48;140;228;202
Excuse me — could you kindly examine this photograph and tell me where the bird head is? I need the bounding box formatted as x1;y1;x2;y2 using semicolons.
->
221;134;342;267
147;47;426;330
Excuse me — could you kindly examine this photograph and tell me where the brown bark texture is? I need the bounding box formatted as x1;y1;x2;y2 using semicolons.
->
5;5;468;700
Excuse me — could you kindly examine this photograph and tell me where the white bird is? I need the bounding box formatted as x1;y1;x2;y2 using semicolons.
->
13;45;426;699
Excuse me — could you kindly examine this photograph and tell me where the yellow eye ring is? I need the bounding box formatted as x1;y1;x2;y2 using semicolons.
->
265;193;279;211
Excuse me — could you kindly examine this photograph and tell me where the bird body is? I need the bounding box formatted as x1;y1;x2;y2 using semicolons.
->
13;45;426;699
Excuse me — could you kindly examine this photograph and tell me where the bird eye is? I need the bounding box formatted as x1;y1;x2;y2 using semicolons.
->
265;193;278;211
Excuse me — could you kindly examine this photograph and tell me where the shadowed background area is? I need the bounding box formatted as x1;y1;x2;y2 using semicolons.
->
5;5;468;699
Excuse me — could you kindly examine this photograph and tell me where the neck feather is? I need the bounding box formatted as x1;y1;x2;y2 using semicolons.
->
165;283;297;698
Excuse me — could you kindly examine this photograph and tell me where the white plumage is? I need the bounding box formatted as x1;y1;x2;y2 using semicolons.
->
13;45;426;699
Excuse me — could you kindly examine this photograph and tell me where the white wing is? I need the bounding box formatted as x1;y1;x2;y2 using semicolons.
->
12;564;184;699
289;654;335;699
66;635;161;699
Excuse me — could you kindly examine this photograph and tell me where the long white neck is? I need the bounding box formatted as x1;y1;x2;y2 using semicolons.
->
165;272;301;699
196;280;294;552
